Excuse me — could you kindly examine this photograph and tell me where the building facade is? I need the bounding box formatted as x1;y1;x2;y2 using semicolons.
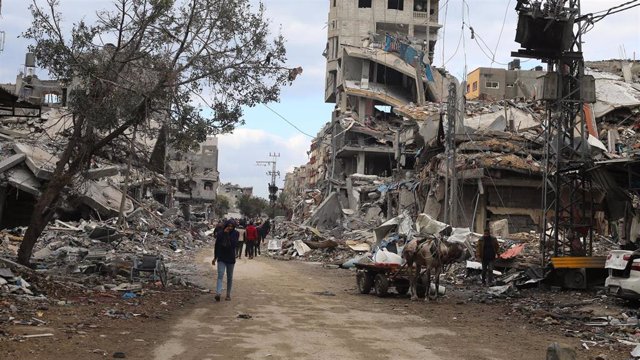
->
466;64;546;101
168;136;219;203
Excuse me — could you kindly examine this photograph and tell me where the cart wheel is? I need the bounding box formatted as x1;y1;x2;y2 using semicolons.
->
374;273;389;297
395;284;409;296
157;263;168;288
357;271;373;294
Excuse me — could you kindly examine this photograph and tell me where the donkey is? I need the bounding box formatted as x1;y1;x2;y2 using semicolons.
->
402;237;470;301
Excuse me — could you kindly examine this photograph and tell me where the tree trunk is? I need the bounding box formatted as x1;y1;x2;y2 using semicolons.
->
17;117;85;266
17;172;71;265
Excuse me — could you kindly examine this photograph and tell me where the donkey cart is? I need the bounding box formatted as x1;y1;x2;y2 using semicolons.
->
355;262;428;298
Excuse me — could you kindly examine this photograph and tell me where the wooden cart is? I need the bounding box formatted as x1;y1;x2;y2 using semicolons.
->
355;262;428;297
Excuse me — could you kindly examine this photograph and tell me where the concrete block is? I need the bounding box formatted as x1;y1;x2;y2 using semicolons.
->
0;154;26;174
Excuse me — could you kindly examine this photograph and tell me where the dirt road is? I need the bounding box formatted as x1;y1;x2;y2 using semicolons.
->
149;251;582;360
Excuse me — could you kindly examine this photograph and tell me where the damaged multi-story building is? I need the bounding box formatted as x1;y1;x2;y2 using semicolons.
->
166;136;220;205
282;0;640;244
317;0;452;207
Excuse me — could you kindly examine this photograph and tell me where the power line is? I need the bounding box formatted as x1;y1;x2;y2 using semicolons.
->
262;103;316;139
491;0;513;67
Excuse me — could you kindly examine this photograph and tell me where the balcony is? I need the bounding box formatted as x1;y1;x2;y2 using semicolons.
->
413;11;438;23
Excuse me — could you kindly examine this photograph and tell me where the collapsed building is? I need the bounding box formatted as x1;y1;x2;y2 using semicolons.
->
282;3;640;249
0;59;219;228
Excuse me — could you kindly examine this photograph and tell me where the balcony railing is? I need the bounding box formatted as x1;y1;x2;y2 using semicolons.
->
413;11;438;22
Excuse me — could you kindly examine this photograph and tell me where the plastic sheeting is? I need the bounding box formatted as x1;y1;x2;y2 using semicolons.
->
374;248;403;265
415;213;448;235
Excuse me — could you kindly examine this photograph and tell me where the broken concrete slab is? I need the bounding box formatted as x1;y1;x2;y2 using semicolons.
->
85;166;120;180
13;143;59;180
0;267;15;278
490;219;510;238
5;167;42;196
79;179;134;216
0;154;26;174
307;192;343;230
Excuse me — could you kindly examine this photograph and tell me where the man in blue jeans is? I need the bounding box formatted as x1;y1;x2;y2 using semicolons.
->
212;220;239;301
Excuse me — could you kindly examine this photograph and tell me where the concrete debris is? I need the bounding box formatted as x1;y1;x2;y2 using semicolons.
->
546;343;576;360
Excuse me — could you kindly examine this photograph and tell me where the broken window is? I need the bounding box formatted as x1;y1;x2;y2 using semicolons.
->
333;0;336;6
203;181;214;191
486;81;500;89
388;0;404;10
466;84;471;93
472;81;478;91
358;0;372;8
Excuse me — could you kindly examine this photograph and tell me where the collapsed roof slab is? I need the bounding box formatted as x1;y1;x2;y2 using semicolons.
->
78;179;134;217
344;46;424;82
0;154;26;174
343;80;410;109
591;72;640;118
85;166;120;180
6;167;42;196
13;143;59;180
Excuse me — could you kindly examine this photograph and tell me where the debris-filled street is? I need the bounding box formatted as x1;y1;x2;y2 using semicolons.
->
0;0;639;359
4;249;639;360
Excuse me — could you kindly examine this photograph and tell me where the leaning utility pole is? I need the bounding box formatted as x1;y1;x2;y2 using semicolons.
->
512;0;596;265
256;152;281;207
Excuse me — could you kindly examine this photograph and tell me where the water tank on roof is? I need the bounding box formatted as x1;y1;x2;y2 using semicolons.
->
25;53;36;67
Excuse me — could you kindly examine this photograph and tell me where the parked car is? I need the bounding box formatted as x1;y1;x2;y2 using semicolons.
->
605;249;640;299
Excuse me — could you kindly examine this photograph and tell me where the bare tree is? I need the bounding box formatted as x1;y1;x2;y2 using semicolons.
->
17;0;296;265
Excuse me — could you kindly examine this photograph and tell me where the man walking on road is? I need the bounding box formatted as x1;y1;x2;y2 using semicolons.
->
245;221;259;259
212;220;239;301
257;219;271;256
236;224;246;259
476;228;500;286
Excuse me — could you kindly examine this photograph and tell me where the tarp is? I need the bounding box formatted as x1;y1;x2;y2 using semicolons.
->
384;34;434;82
499;243;526;259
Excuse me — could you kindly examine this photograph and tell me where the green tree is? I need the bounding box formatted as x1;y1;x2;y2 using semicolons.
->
17;0;296;265
213;195;230;217
237;195;268;219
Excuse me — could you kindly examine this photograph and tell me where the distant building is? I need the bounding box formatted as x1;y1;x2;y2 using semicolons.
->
217;182;253;212
466;61;546;101
168;136;219;203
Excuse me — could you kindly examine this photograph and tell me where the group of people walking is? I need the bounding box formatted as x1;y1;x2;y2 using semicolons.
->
210;217;271;302
235;219;270;259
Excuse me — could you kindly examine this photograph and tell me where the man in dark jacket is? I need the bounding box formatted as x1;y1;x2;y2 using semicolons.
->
476;228;500;286
212;220;239;301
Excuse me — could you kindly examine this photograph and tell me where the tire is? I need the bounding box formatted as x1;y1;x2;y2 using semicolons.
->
374;273;389;297
357;271;373;294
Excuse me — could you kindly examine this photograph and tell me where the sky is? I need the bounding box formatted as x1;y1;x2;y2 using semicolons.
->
1;0;639;198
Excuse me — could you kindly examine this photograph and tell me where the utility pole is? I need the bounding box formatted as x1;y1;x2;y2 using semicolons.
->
256;152;281;210
444;82;458;225
512;0;596;265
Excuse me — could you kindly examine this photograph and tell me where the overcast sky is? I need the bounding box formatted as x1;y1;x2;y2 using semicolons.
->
1;0;638;198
